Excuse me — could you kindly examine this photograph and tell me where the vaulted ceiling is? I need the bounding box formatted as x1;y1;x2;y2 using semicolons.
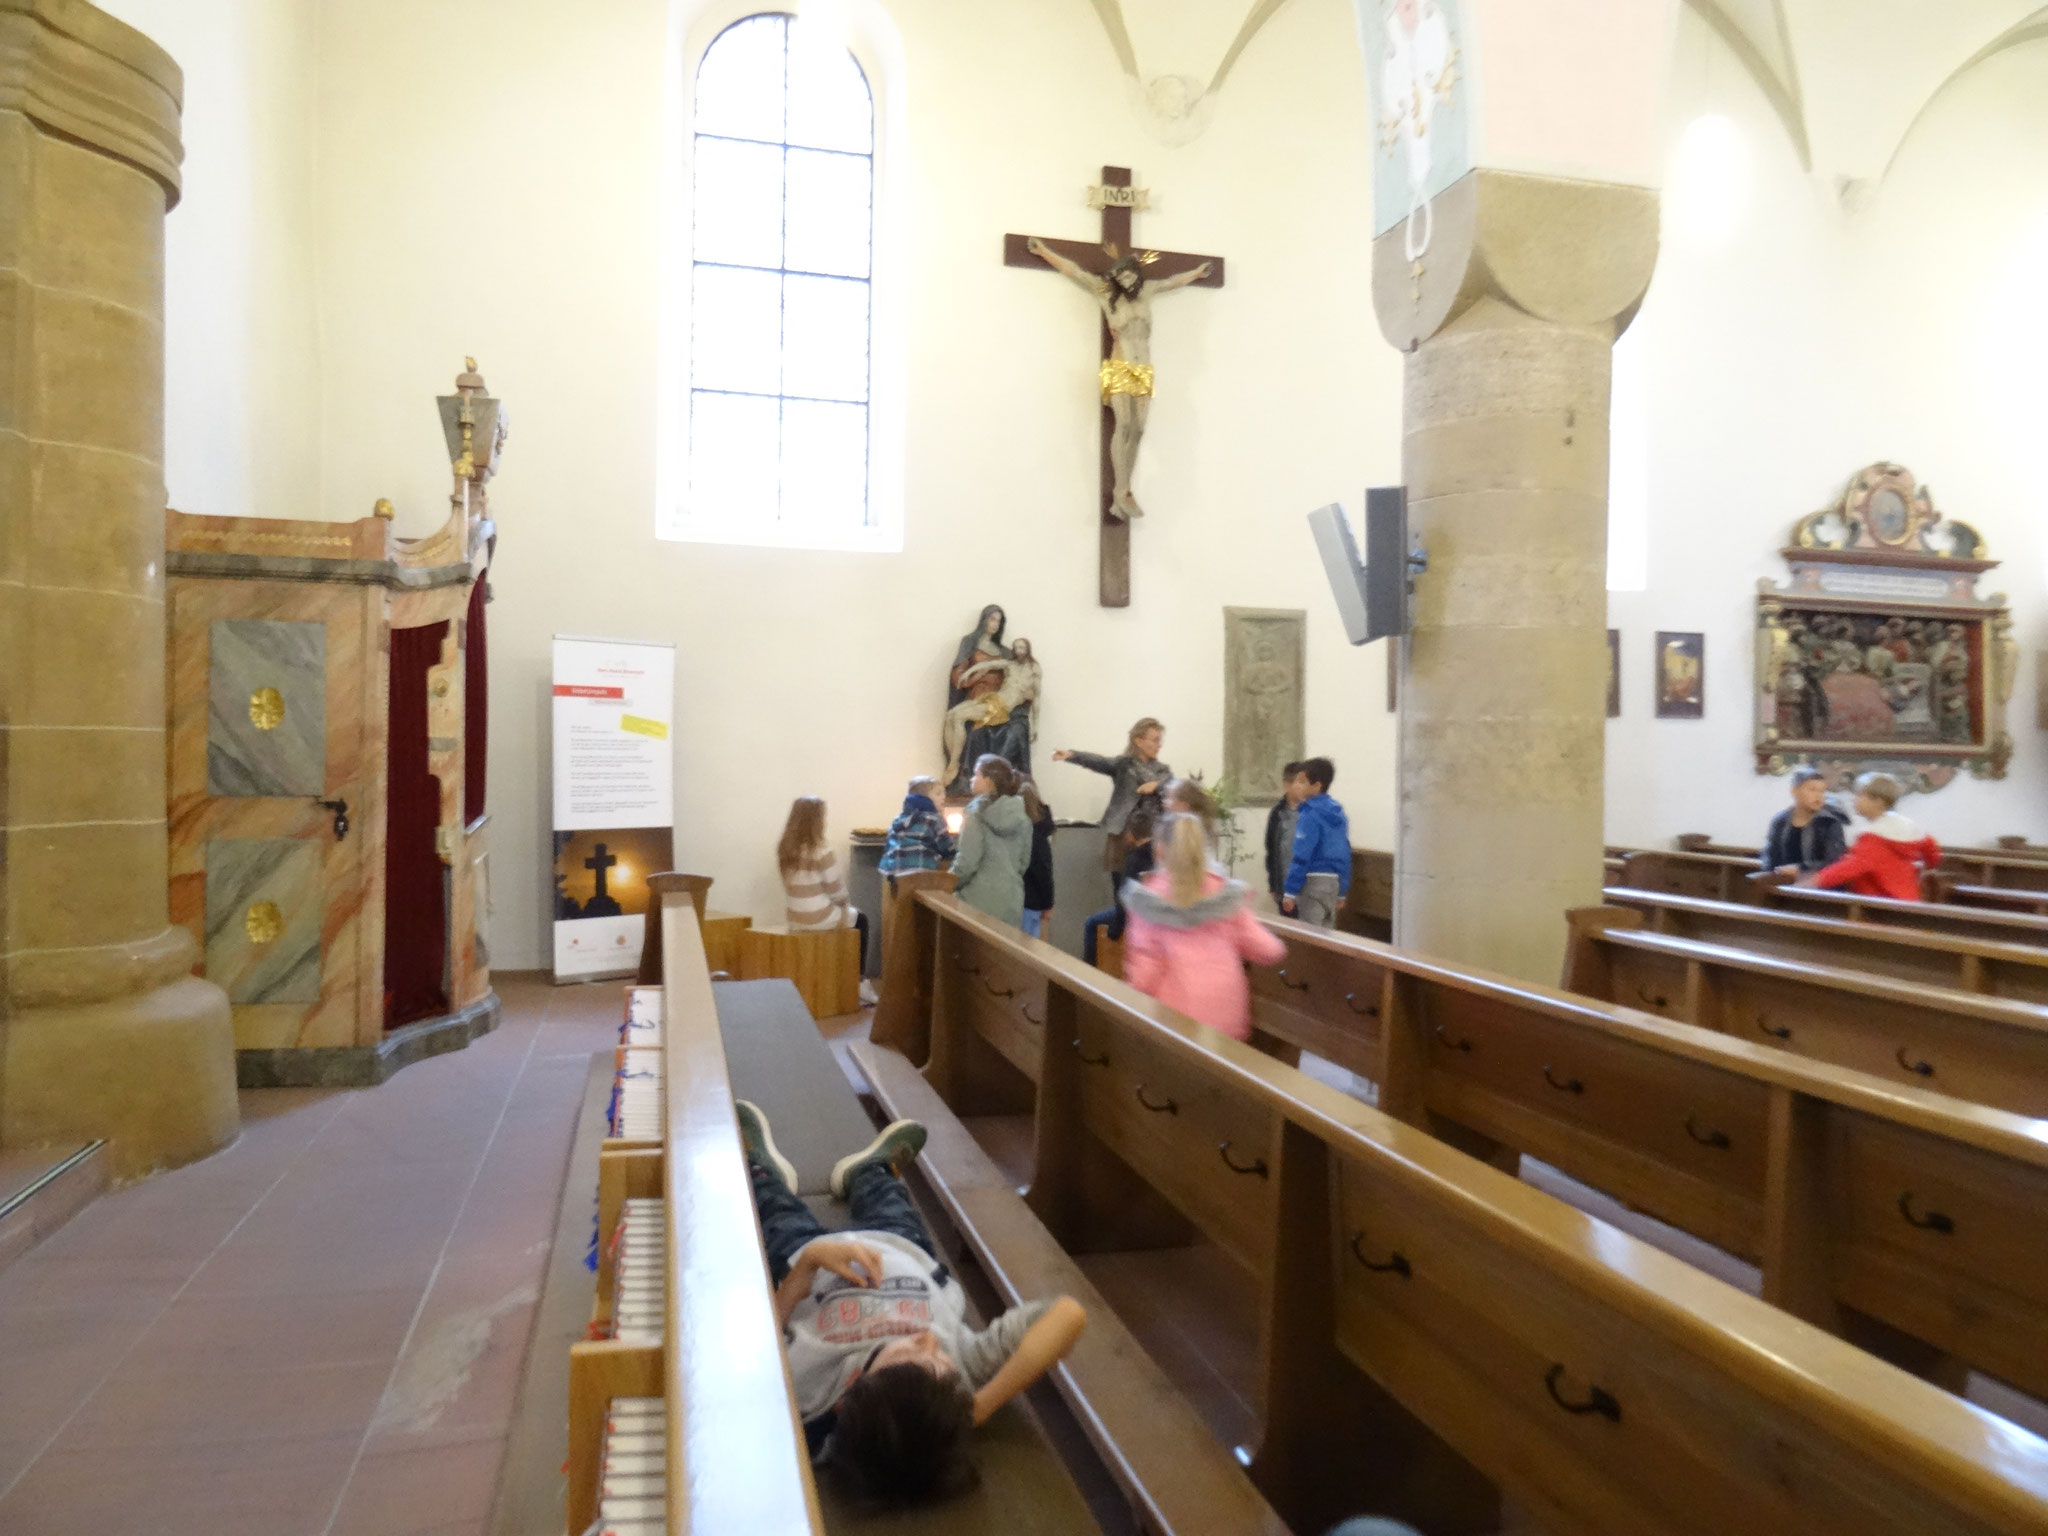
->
1686;0;2048;181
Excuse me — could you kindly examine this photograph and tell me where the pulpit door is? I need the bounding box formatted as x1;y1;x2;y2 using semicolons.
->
385;621;451;1028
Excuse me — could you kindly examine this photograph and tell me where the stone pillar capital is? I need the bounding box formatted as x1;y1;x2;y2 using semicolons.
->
1372;168;1658;352
0;0;182;204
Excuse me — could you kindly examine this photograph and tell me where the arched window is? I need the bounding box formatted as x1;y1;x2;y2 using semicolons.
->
678;13;875;546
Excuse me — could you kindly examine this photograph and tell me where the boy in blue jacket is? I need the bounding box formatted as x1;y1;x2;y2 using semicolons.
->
881;776;955;882
1281;757;1349;928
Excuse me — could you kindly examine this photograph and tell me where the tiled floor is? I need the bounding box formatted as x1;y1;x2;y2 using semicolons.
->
0;972;623;1536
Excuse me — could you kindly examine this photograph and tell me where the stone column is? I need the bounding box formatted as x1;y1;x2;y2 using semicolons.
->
1;0;237;1175
1374;170;1658;983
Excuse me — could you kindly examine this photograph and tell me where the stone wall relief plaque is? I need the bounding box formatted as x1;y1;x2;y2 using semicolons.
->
1223;607;1306;807
205;838;324;1004
1758;462;2011;792
208;618;327;797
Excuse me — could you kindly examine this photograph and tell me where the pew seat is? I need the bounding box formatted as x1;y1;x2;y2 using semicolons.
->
852;1037;1293;1536
737;924;862;1020
1758;878;2048;946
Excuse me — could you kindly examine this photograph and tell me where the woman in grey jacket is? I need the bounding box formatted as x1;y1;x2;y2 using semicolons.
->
1052;717;1170;870
952;756;1034;927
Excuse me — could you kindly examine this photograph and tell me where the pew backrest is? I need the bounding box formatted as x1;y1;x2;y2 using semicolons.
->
1615;848;1760;903
1755;875;2048;946
904;893;2048;1535
1601;887;2048;1004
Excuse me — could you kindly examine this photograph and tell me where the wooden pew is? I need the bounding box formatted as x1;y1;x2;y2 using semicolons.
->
885;892;2048;1534
567;904;826;1536
1613;849;1761;903
1753;873;2048;946
1940;852;2048;893
1601;887;2048;1004
1676;833;1759;859
1335;848;1394;942
1931;876;2048;917
1563;913;2048;1119
1243;916;2048;1402
851;1039;1291;1536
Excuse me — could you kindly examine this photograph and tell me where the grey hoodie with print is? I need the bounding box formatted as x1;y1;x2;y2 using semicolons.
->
952;792;1033;927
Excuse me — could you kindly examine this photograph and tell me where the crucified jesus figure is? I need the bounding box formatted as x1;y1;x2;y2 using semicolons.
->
1026;237;1213;521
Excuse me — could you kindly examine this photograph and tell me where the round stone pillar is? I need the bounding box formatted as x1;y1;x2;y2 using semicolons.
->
1;0;237;1174
1374;170;1658;982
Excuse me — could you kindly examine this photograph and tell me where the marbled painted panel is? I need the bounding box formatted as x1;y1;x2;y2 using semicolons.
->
207;618;327;796
204;838;322;1003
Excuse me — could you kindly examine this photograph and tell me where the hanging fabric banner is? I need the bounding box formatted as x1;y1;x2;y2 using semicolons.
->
550;635;676;981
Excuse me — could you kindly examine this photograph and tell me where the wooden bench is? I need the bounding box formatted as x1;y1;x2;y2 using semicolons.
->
1601;887;2048;1004
852;1038;1291;1536
1564;914;2048;1119
1932;878;2048;916
737;923;861;1020
879;893;2048;1534
1755;874;2048;946
568;904;824;1535
1613;848;1762;902
1233;913;2048;1402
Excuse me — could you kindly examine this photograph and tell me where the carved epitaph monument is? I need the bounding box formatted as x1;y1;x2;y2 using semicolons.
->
1007;168;1225;606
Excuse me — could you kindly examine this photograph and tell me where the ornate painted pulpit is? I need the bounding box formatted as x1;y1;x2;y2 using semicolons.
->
163;363;506;1083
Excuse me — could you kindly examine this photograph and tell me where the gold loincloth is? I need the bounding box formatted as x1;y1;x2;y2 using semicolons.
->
979;696;1012;727
1099;358;1155;402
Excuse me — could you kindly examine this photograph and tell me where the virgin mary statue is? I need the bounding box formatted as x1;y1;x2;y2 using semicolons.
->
944;604;1035;797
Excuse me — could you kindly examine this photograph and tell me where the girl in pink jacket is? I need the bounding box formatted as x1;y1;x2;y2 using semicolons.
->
1121;815;1287;1041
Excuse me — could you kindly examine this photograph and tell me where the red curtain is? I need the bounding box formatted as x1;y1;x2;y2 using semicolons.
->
463;578;488;826
385;621;450;1029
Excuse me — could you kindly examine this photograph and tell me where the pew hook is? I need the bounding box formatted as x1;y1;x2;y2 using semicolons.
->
1135;1084;1178;1114
981;978;1016;1000
1277;969;1310;993
1343;992;1380;1018
1894;1046;1935;1078
1542;1065;1585;1095
1021;1002;1044;1025
955;959;981;976
1348;1232;1412;1278
1756;1016;1792;1041
1898;1191;1955;1234
1432;1025;1473;1053
1217;1142;1269;1178
1634;985;1669;1010
1072;1039;1110;1068
1683;1116;1731;1150
1544;1364;1621;1423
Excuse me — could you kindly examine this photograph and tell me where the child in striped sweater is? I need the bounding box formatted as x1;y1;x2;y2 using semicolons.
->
778;796;876;1007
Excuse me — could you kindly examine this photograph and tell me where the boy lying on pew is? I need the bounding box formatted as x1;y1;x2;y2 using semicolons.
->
737;1102;1089;1505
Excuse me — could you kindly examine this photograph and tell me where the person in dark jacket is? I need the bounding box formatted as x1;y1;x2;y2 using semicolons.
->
1281;758;1350;928
1263;761;1306;905
1020;781;1056;938
1082;799;1159;966
1052;717;1170;871
1761;766;1849;876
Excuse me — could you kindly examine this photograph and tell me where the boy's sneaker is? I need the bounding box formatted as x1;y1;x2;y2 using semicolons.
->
736;1100;797;1194
858;978;878;1008
829;1120;928;1199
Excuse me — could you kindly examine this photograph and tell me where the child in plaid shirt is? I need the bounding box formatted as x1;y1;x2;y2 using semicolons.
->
881;776;955;879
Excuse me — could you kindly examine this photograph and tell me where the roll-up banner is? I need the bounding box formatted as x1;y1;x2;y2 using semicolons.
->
551;635;676;982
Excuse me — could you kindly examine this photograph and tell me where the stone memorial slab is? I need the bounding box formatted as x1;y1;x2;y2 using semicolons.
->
1223;607;1305;806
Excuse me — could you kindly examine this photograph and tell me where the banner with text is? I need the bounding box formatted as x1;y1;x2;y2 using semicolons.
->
551;636;676;981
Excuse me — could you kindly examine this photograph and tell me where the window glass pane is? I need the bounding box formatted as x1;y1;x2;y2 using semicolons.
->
785;25;872;153
781;275;869;402
694;15;785;143
693;137;784;270
783;148;870;278
691;266;782;396
780;399;868;531
690;391;781;528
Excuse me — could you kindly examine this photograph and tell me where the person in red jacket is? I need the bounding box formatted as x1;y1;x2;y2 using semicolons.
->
1802;771;1940;901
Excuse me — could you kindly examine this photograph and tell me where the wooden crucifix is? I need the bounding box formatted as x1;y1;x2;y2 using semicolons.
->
1006;167;1225;607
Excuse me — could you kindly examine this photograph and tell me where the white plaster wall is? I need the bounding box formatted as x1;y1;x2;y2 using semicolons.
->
93;0;322;519
306;0;1401;970
1604;11;2048;852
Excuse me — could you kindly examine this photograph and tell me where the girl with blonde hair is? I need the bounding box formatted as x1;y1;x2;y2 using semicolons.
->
1120;813;1285;1041
777;796;875;1006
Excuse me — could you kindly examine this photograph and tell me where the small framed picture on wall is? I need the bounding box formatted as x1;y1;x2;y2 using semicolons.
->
1655;631;1705;718
1607;629;1621;718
